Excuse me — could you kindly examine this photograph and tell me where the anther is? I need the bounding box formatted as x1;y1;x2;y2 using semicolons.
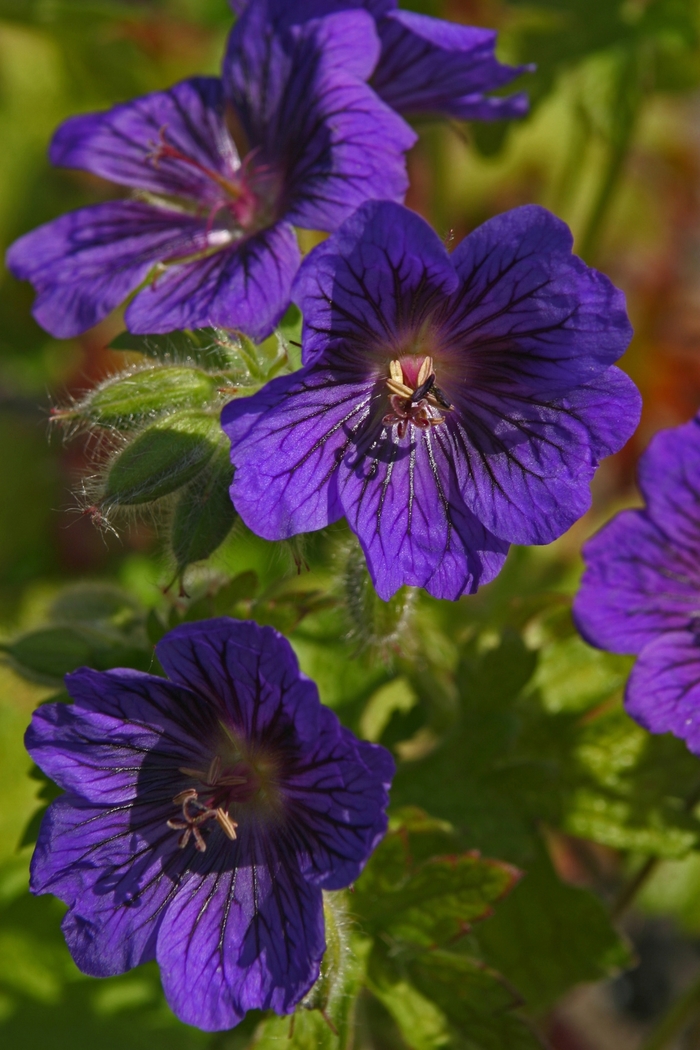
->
410;373;436;404
215;808;239;840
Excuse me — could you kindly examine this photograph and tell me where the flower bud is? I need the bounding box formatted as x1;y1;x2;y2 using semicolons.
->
101;410;222;509
110;327;243;371
343;544;415;654
302;892;350;1027
74;366;220;431
170;443;237;571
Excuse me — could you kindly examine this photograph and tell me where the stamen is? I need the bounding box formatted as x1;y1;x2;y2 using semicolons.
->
383;356;451;436
215;808;239;840
169;758;247;851
416;355;433;388
410;373;436;404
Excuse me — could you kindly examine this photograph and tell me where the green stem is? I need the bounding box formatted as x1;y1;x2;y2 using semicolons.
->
579;47;644;262
611;856;660;921
641;973;700;1050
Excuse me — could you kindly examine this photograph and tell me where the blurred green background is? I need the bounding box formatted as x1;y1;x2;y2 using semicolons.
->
3;2;700;1048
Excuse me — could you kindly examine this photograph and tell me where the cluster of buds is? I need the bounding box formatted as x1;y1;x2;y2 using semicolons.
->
51;323;298;578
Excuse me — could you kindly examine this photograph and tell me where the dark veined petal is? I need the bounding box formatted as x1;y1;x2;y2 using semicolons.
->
446;388;597;546
372;9;530;120
562;366;640;462
228;0;394;20
224;363;373;538
337;424;509;600
224;2;415;232
125;221;300;342
27;704;166;806
637;416;700;550
156;827;325;1031
226;1;528;120
446;205;633;397
281;713;394;888
50;77;239;204
65;665;217;736
6;200;209;339
154;619;316;735
574;510;700;655
293;199;458;363
447;368;638;547
30;793;191;975
626;630;700;757
155;619;349;761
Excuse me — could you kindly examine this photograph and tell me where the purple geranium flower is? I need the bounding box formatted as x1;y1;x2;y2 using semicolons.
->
25;618;394;1031
223;201;640;601
574;415;700;755
229;0;531;121
6;1;414;342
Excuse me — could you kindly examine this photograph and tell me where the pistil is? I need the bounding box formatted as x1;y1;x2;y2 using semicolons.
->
147;126;244;201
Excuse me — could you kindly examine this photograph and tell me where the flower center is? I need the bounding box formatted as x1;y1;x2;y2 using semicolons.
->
383;356;452;440
146;126;279;239
166;754;261;853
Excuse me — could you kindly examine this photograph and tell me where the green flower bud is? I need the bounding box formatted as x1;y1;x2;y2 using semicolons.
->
110;327;242;371
70;366;220;431
302;892;350;1029
170;443;237;571
101;409;222;509
343;544;415;654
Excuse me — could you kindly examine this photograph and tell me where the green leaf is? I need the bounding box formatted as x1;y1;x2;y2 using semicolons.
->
102;410;222;508
3;627;92;682
366;960;450;1050
74;366;219;431
408;951;544;1050
472;852;630;1013
354;816;521;949
0;879;210;1049
367;944;543;1050
530;633;631;713
47;583;142;629
2;623;152;685
170;444;237;571
390;631;541;861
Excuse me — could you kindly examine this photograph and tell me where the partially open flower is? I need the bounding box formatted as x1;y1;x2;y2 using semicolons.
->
7;0;414;341
26;618;394;1031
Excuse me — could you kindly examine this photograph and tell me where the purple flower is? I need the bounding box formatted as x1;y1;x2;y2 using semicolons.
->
6;2;414;341
574;416;700;755
223;201;640;601
229;0;531;121
25;618;394;1031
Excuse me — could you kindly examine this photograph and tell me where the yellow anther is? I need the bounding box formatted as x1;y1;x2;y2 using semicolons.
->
416;355;433;388
215;808;239;840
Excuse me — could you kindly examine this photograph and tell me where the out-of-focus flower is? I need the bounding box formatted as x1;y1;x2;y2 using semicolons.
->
575;416;700;755
223;200;640;600
25;618;394;1031
229;0;531;121
7;1;414;341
